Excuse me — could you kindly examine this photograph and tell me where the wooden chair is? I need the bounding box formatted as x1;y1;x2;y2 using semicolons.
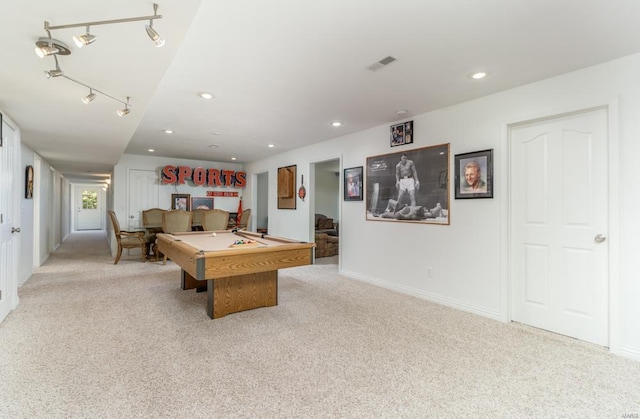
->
142;208;166;260
107;210;146;264
160;210;193;264
237;208;251;230
202;209;229;231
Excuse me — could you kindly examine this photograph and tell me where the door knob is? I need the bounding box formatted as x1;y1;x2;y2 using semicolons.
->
594;234;606;243
11;227;21;234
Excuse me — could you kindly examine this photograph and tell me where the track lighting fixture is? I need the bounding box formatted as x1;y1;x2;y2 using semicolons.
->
82;88;96;104
73;26;96;48
36;3;164;57
117;97;131;117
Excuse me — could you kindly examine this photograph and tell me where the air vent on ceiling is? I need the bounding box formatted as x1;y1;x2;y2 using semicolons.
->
367;56;397;71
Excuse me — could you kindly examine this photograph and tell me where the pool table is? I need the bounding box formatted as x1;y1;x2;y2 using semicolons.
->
156;230;315;319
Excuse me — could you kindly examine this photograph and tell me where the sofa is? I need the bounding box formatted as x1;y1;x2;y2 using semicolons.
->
314;213;339;258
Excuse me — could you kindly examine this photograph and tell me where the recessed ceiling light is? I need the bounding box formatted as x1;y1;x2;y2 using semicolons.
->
148;149;155;153
211;132;222;136
199;92;213;99
396;109;408;116
267;144;275;148
164;129;174;134
231;157;237;161
331;121;342;127
208;144;220;148
470;72;488;80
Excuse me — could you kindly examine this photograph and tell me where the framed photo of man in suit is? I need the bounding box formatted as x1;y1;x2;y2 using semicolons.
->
454;149;493;199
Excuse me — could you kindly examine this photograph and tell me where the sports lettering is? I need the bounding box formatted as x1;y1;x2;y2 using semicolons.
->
161;165;246;188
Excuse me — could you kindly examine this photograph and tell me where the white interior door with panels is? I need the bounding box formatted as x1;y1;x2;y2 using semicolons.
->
0;116;20;323
510;107;609;346
128;169;160;229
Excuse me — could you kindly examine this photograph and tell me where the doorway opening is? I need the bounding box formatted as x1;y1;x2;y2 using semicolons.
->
312;158;340;264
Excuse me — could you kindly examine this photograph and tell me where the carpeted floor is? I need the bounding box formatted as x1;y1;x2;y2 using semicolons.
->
1;231;639;418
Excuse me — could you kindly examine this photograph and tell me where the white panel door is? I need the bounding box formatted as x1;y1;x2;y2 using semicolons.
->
510;108;609;346
128;169;160;229
0;117;20;323
75;186;103;230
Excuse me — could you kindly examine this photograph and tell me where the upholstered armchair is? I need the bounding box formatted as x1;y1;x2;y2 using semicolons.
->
191;208;207;231
202;209;229;231
108;210;146;264
142;208;166;258
160;210;193;264
237;208;251;230
162;210;193;234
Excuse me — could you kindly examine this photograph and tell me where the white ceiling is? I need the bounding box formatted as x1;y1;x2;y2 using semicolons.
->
2;0;640;183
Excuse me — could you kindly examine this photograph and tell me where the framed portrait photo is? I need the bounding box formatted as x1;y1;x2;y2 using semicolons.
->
191;196;214;210
344;166;363;201
454;149;494;199
171;193;191;211
390;120;413;147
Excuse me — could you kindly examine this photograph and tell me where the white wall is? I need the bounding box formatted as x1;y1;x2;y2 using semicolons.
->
19;143;34;286
245;53;640;360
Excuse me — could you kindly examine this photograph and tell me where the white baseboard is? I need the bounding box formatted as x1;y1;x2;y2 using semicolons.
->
339;268;502;321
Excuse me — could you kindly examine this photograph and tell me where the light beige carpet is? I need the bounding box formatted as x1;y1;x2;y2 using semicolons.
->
1;231;639;418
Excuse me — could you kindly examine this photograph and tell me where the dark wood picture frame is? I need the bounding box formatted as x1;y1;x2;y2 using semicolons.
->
390;120;414;147
277;164;297;209
454;149;494;199
344;166;363;201
191;197;214;210
25;165;34;199
171;193;191;211
366;143;450;224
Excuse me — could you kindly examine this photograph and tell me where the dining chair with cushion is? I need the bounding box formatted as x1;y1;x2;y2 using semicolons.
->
108;210;146;264
202;209;229;231
237;208;251;230
142;208;167;259
160;210;193;264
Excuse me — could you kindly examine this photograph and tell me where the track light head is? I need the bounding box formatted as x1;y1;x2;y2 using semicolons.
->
73;30;96;48
82;89;96;104
117;108;130;117
35;44;59;58
145;22;164;47
117;97;131;117
34;37;71;58
44;68;64;78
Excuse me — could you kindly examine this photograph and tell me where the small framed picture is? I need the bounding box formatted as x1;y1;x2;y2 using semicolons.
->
454;149;493;199
171;193;190;210
390;120;413;147
191;197;214;210
25;165;34;199
344;166;363;201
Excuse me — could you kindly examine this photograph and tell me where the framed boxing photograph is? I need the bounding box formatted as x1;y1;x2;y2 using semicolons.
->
366;143;450;225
